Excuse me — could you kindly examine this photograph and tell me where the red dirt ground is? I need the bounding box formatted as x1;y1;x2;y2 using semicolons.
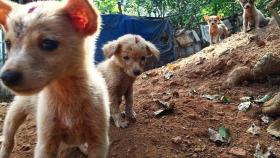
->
1;21;280;158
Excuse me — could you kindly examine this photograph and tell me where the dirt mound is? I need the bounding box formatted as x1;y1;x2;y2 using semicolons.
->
1;22;280;158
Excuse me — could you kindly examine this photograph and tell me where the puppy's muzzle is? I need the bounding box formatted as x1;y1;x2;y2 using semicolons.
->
133;69;141;76
244;4;251;9
0;70;23;86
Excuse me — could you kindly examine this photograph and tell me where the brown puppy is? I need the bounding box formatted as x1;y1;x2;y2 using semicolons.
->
0;0;110;157
98;34;160;128
204;15;230;45
239;0;270;32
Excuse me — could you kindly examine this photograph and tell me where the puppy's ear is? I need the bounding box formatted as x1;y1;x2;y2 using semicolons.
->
216;16;222;21
204;15;209;22
62;0;100;36
145;41;160;60
102;40;121;58
0;0;20;30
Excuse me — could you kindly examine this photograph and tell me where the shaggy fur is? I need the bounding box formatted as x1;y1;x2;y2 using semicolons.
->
239;0;270;33
0;0;110;157
204;15;230;45
98;34;160;128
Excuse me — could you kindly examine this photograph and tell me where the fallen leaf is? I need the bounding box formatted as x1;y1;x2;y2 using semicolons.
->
221;96;232;104
208;126;230;144
247;123;261;135
254;95;272;104
254;143;276;158
153;100;174;117
219;125;231;140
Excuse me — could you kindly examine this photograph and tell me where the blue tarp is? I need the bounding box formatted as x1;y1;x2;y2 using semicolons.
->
95;14;174;66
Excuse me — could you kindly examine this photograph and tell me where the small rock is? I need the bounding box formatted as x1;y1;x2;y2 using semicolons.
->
217;111;225;116
229;147;247;157
151;78;159;84
256;39;266;47
172;136;182;144
195;57;205;65
267;119;280;138
192;153;198;158
194;148;202;152
226;60;234;66
238;102;251;112
141;74;148;79
172;91;179;98
261;115;273;124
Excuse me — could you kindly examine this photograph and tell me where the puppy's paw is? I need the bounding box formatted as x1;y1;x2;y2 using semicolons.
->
78;144;88;155
126;110;137;122
112;114;129;128
116;120;129;128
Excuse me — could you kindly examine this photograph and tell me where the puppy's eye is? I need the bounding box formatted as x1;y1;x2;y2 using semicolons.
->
123;56;129;60
214;20;217;22
40;39;59;51
141;56;146;61
5;39;11;50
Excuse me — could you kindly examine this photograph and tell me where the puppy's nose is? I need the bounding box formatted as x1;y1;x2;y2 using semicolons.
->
133;69;141;76
0;70;23;86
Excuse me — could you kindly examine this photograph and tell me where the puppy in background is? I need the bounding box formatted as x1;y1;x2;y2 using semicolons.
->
98;34;160;128
0;0;110;157
239;0;270;33
204;15;230;45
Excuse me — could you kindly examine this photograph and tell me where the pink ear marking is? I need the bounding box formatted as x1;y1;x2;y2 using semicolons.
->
28;6;37;14
135;36;139;44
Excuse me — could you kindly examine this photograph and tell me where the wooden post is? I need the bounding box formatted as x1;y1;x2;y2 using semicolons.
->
267;0;280;27
118;1;123;14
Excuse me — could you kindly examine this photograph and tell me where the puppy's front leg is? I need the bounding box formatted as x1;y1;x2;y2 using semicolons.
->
87;134;109;158
214;35;219;44
0;96;32;158
34;101;59;158
255;16;260;30
243;17;249;33
210;34;214;45
111;97;128;128
125;85;136;122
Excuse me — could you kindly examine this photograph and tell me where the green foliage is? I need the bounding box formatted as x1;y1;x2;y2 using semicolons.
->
95;0;276;30
94;0;119;14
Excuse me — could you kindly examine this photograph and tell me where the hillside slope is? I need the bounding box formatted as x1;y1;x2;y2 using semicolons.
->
1;21;280;158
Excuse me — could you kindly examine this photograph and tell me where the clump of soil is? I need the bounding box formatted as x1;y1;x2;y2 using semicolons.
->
1;22;280;158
